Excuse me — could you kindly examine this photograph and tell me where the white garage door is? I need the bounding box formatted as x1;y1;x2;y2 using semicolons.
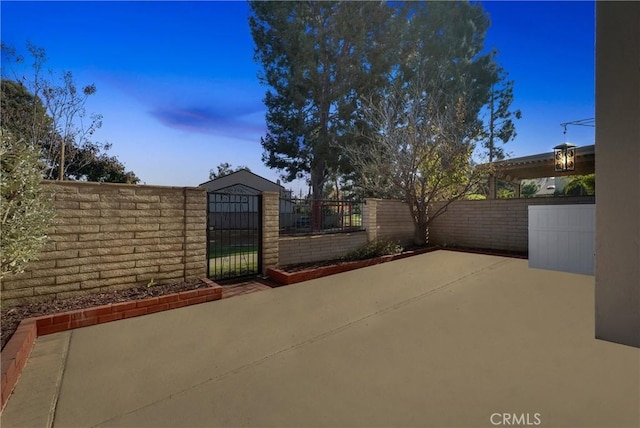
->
528;204;595;275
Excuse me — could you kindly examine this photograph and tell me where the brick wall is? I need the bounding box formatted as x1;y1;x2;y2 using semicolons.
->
429;196;596;252
279;231;368;266
1;181;207;306
365;199;415;246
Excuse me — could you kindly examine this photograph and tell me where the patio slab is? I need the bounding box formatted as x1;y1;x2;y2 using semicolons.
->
2;250;638;427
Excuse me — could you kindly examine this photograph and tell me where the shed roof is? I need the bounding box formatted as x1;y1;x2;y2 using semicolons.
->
198;169;285;193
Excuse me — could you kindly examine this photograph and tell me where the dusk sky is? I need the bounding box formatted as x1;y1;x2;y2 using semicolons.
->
1;1;595;193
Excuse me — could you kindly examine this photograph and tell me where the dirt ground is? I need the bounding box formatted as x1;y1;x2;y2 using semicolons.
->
1;279;208;350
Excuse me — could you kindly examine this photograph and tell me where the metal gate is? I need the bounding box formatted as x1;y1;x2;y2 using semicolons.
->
207;192;262;281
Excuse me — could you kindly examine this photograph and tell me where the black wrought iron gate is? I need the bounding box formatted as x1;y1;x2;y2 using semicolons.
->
207;192;262;281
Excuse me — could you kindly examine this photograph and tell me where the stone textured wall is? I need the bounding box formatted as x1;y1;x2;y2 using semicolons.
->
365;199;415;246
1;181;207;306
261;192;279;274
429;196;596;252
279;231;368;266
273;198;414;268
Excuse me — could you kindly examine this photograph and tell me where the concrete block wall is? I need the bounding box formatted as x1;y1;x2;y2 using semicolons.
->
279;231;368;266
1;181;207;306
365;199;415;246
261;192;280;275
429;196;596;252
274;198;414;268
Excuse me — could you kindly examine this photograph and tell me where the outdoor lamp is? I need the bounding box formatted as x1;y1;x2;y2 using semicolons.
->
554;143;576;172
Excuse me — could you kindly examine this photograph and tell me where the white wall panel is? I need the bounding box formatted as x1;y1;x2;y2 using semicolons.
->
528;205;595;275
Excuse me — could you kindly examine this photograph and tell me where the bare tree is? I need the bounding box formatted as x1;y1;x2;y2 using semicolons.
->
208;162;251;180
2;42;108;180
343;75;491;245
40;71;100;180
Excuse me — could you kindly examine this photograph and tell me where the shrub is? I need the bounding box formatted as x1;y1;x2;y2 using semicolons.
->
466;193;486;200
1;129;54;279
343;239;404;262
520;181;539;198
564;174;595;196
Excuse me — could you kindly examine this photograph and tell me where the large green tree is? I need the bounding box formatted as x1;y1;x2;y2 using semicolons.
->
249;1;396;202
395;3;521;164
1;43;139;183
394;2;498;132
479;67;522;162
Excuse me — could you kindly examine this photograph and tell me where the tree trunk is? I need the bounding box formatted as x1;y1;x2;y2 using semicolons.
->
58;140;65;180
310;161;325;232
408;199;427;246
414;217;428;246
489;89;495;163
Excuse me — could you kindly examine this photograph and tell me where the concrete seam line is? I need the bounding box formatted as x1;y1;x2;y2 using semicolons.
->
91;258;514;427
48;330;72;428
369;258;514;316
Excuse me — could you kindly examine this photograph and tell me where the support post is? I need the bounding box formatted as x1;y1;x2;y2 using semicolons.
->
261;192;279;275
594;1;640;348
488;175;497;199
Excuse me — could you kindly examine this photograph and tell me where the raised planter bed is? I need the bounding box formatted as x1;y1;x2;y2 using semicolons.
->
267;246;439;285
0;278;223;412
267;245;528;286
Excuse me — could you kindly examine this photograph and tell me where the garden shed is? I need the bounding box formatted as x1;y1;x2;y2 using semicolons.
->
199;170;291;231
199;169;289;197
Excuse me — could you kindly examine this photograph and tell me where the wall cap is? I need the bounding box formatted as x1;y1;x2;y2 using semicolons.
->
43;180;204;192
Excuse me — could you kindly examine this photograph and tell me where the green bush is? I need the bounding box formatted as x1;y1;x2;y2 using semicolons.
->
466;193;486;200
343;239;403;262
1;129;54;278
520;182;539;198
564;174;595;196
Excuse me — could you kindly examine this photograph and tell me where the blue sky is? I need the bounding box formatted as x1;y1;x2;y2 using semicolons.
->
1;1;595;192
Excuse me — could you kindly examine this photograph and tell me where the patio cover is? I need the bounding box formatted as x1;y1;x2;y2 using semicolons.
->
486;144;595;181
480;145;595;198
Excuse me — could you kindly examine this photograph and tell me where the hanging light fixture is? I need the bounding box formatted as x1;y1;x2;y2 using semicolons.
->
554;142;577;172
554;118;593;172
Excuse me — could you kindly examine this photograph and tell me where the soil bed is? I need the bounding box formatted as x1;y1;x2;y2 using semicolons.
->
280;245;430;273
1;279;207;350
281;258;357;273
271;245;528;285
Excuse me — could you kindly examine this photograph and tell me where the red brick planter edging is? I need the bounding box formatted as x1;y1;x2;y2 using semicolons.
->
267;246;528;286
0;278;223;412
0;320;37;411
267;247;440;286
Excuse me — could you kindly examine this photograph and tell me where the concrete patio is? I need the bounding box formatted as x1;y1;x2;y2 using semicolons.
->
2;250;638;427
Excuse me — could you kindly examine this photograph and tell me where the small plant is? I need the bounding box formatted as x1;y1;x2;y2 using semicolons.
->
343;239;403;262
146;278;157;288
